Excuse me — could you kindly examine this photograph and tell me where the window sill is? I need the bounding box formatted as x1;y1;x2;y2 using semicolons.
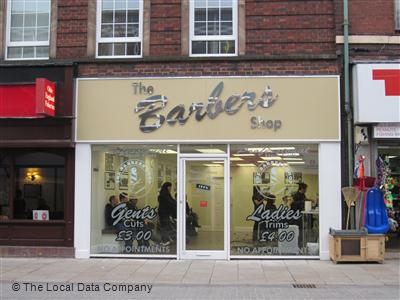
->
0;53;338;67
0;219;66;224
81;53;338;63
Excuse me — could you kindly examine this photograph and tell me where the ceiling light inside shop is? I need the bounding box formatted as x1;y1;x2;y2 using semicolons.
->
196;149;226;154
246;147;271;152
149;149;177;154
287;161;305;164
272;163;288;167
260;156;282;160
269;147;296;151
212;161;224;164
236;163;256;167
232;153;255;157
277;152;300;157
282;157;303;161
257;161;287;167
230;157;243;161
388;156;397;159
203;164;222;167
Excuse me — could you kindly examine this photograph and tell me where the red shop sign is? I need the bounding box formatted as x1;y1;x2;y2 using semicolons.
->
36;78;56;116
0;78;56;117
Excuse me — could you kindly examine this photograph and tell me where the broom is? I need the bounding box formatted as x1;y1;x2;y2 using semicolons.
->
342;187;361;230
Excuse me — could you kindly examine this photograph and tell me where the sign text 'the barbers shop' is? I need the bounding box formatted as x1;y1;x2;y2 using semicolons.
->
133;82;282;133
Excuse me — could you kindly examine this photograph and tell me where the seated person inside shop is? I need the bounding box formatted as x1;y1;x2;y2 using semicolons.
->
127;195;152;247
186;198;201;237
105;195;120;228
105;193;153;250
104;192;135;230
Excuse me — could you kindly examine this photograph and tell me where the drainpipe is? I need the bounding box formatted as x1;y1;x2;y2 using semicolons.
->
343;0;353;186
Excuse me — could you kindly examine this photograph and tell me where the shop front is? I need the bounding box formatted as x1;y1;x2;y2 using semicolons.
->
74;76;341;260
353;63;400;250
0;66;75;257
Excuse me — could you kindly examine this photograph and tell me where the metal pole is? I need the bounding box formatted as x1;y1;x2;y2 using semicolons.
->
343;0;353;186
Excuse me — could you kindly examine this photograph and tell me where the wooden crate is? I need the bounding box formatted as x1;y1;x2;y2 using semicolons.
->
329;234;385;263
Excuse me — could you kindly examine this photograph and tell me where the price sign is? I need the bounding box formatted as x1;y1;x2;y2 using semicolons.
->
32;210;49;221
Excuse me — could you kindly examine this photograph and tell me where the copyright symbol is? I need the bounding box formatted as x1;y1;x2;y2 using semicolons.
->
12;282;20;291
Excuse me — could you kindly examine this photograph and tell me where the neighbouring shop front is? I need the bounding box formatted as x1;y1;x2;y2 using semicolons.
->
353;63;400;250
0;66;75;256
74;76;341;260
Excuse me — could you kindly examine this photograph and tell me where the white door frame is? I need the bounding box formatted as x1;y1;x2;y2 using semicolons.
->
177;154;230;260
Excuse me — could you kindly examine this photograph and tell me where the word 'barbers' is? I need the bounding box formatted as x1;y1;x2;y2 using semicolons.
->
134;82;280;133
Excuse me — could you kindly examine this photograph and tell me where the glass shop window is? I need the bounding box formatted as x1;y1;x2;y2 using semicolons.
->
91;144;178;255
230;144;320;256
0;151;65;221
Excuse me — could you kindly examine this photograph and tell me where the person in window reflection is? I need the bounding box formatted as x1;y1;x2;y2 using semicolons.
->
158;182;177;246
252;186;264;242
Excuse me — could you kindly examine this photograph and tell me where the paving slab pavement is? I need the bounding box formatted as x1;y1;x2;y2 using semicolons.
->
1;257;399;299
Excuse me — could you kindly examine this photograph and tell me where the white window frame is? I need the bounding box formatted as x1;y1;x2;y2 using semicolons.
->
5;0;51;60
396;0;400;30
96;0;143;59
189;0;238;57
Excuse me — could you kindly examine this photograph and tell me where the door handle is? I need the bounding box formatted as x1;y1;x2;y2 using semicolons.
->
196;253;211;256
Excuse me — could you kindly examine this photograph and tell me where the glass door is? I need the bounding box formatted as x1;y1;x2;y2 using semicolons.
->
179;158;228;259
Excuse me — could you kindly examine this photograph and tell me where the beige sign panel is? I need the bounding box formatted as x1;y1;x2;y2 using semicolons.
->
76;77;339;141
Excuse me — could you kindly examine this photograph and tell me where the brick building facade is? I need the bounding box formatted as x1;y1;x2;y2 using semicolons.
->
0;0;398;258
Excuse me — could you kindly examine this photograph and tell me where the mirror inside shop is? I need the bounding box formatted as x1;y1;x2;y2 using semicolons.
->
90;144;319;256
